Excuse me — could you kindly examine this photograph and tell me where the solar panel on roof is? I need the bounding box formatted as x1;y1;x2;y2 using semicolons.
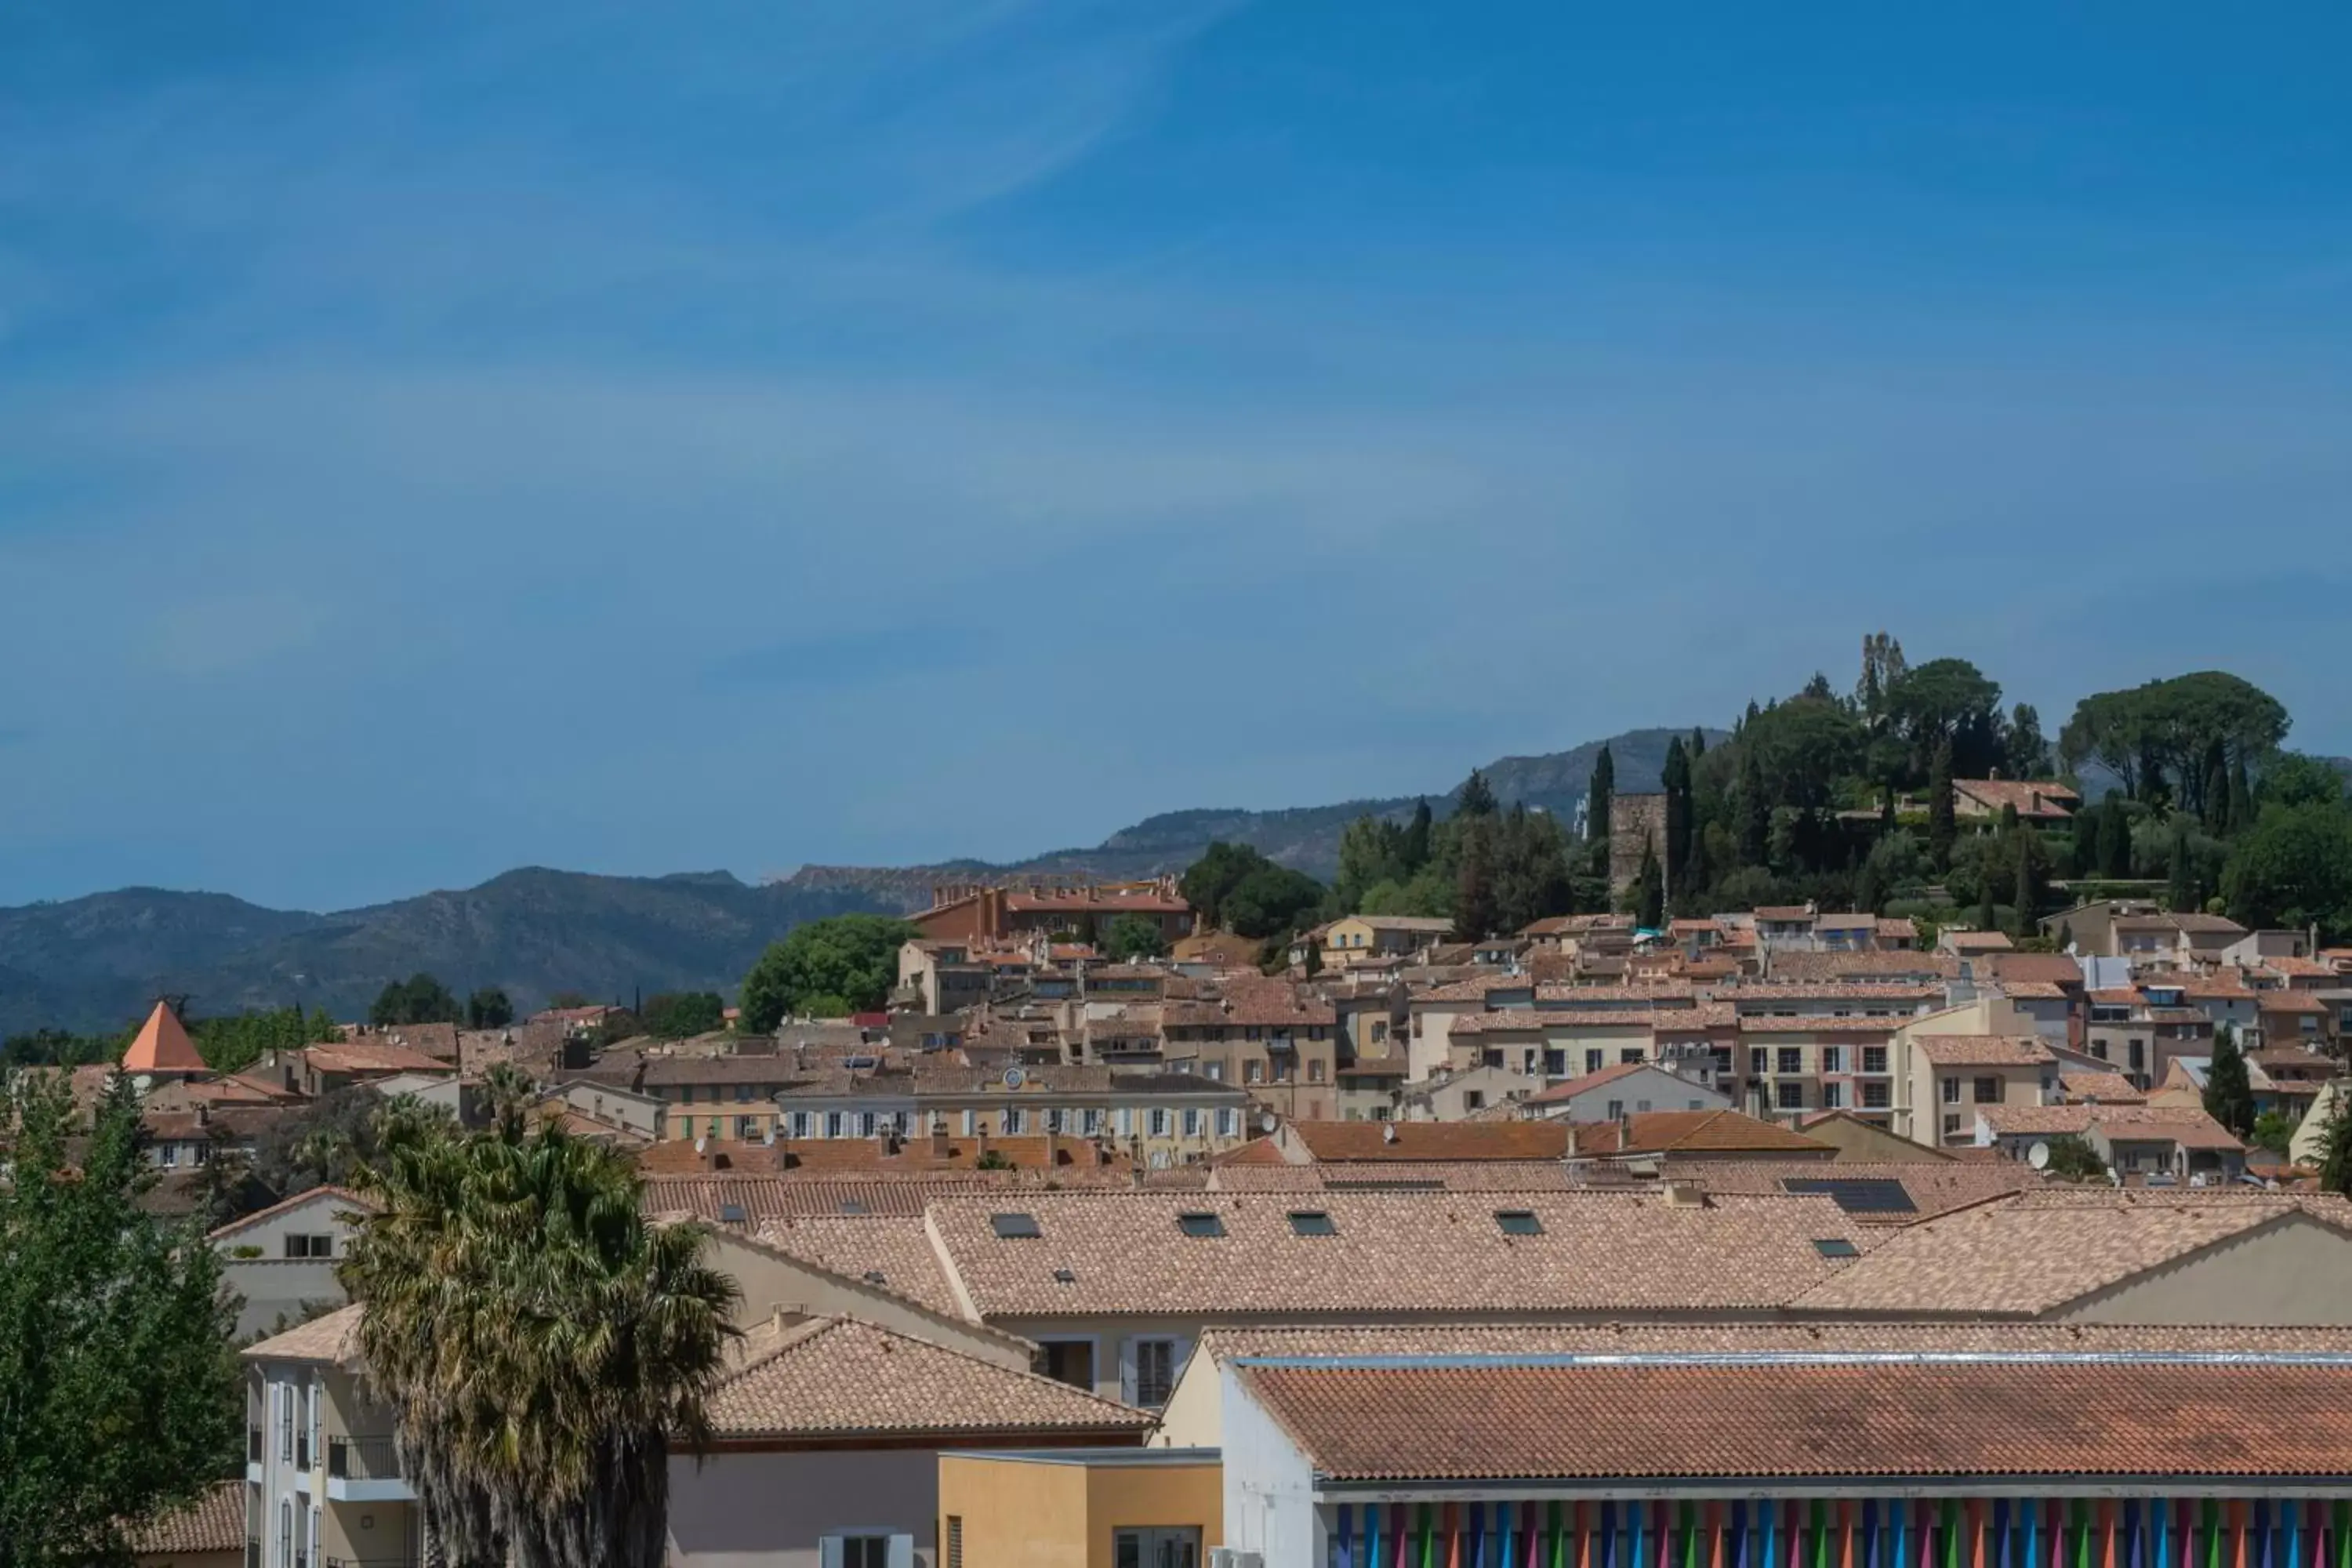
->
1779;1177;1918;1215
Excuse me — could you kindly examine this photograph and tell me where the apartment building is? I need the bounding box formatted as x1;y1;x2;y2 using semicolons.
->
245;1307;419;1568
1157;983;1341;1122
773;1063;1252;1169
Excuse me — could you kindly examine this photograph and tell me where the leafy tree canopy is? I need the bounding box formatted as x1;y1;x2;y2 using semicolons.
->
370;972;462;1027
1181;842;1326;940
641;991;725;1040
0;1074;241;1563
738;915;916;1032
2060;671;2290;807
466;987;516;1029
2222;800;2352;935
1102;914;1167;961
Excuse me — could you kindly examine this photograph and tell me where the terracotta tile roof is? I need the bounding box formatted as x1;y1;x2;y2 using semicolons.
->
1731;981;1945;1001
1613;1110;1835;1155
1976;953;2086;987
1233;1353;2352;1482
1288;1120;1569;1162
2058;1071;2146;1104
921;1190;1876;1318
1998;981;2069;999
207;1184;374;1241
1451;1008;1715;1035
753;1216;960;1314
1210;1160;1583;1193
1791;1192;2352;1315
1913;1035;2057;1066
2263;956;2340;978
1737;1014;1905;1033
243;1302;365;1364
122;1002;208;1075
1979;1105;2240;1146
1944;931;2016;953
1954;778;2080;818
1657;1160;2042;1221
305;1040;452;1076
128;1480;245;1555
705;1316;1151;1440
638;1170;1154;1225
2261;991;2331;1014
1755;907;1817;923
1523;1061;1657;1104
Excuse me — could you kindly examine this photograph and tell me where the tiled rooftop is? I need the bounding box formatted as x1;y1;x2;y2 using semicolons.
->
128;1481;246;1555
753;1216;961;1316
243;1302;365;1364
1911;1035;2057;1066
1288;1120;1570;1163
920;1190;1876;1319
1237;1352;2352;1480
705;1316;1152;1440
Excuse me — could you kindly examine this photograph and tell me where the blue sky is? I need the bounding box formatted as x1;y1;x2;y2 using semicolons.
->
4;2;2350;911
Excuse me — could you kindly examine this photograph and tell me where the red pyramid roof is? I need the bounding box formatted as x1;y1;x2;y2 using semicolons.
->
122;1001;209;1076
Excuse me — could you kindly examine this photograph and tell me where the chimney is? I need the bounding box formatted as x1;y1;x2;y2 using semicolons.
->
197;1101;211;1127
1564;1123;1580;1157
930;1127;949;1160
1044;1129;1062;1167
1661;1178;1709;1209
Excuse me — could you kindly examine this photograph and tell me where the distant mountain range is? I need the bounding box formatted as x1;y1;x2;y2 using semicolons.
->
0;728;1711;1035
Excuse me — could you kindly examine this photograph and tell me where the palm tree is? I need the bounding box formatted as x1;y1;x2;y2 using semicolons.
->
343;1102;738;1568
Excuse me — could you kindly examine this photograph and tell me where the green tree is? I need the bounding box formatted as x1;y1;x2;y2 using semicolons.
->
1660;736;1693;895
0;1074;241;1563
1181;842;1304;931
371;973;462;1027
1454;818;1500;940
641;992;725;1040
2097;797;2134;879
2005;702;2051;779
2060;671;2290;809
1218;864;1327;940
467;988;516;1030
2166;822;2198;913
1736;746;1769;867
2260;753;2347;811
1632;842;1665;930
738;915;917;1033
2041;1134;2106;1181
1885;658;2004;779
2221;800;2352;934
1456;768;1500;818
187;1004;342;1076
2249;1110;2296;1157
1585;747;1614;852
342;1109;738;1568
2320;1098;2352;1199
1102;914;1167;961
1976;878;1997;938
2203;1024;2256;1138
1927;738;1958;869
1399;800;1434;873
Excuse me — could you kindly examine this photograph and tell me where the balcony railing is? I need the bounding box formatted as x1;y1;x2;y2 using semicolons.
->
326;1433;402;1481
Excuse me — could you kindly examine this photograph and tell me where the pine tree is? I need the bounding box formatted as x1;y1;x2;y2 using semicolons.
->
1457;768;1499;818
1633;841;1665;930
1586;747;1614;848
1400;799;1433;872
2204;1024;2256;1137
1927;738;1958;869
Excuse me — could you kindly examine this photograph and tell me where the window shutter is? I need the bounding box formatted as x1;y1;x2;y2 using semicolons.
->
962;1109;977;1136
887;1537;916;1568
1119;1338;1139;1404
818;1537;844;1568
1117;1107;1134;1137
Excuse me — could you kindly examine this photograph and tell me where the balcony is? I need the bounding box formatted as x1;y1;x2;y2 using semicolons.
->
325;1433;412;1503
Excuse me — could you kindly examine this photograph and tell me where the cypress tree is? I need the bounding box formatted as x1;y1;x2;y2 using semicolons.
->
2202;742;2230;835
1400;799;1433;873
2098;800;2132;879
1455;818;1499;940
1633;841;1665;930
2167;822;2197;912
1689;727;1708;760
1457;768;1499;818
2204;1025;2256;1137
1977;877;1997;937
2228;757;2254;837
1927;738;1958;869
1660;737;1692;895
1586;746;1614;848
2012;836;2039;935
1737;748;1769;866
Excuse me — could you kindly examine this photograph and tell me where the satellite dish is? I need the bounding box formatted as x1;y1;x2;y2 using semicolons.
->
1003;1066;1027;1090
1258;1112;1277;1134
131;1074;154;1094
2027;1141;2051;1171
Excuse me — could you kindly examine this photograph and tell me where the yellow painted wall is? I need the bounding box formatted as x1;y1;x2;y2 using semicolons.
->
938;1454;1221;1568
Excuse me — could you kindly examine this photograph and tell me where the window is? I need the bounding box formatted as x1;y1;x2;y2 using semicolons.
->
947;1518;964;1568
1115;1528;1202;1568
279;1381;293;1460
1308;1058;1327;1083
1620;1047;1645;1065
1001;1107;1025;1135
1775;1082;1805;1110
1750;1048;1769;1074
2129;1040;2147;1070
829;1536;895;1568
1199;1060;1222;1080
1820;1047;1843;1074
1584;1049;1604;1073
825;1111;844;1138
1973;1076;2001;1105
1861;1046;1887;1074
1942;1112;1962;1138
1181;1108;1200;1137
1214;1109;1237;1138
1287;1210;1337;1236
736;1083;754;1103
1812;1238;1860;1258
1862;1081;1891;1109
1033;1338;1096;1388
1777;1047;1802;1074
1495;1209;1542;1235
1178;1211;1225;1237
1606;1100;1624;1121
1821;1083;1845;1109
1941;1077;1961;1105
789;1111;811;1138
1129;1338;1184;1407
1370;1021;1388;1044
1542;1050;1566;1076
159;1142;178;1168
1148;1108;1170;1138
988;1212;1042;1239
282;1233;332;1259
1245;1060;1265;1084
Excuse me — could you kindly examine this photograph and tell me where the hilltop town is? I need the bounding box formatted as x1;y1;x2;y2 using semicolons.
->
18;644;2352;1568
